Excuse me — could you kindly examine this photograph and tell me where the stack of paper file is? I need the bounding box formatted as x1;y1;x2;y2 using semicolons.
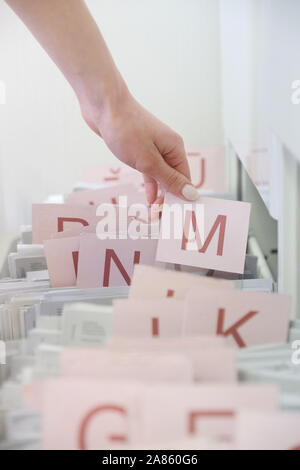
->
0;262;298;450
0;150;298;450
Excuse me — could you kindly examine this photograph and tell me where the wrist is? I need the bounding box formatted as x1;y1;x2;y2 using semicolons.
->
75;70;131;131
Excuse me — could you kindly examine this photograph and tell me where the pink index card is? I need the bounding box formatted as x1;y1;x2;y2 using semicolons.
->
66;186;148;209
76;234;157;288
141;383;279;443
107;337;236;382
44;236;79;287
32;204;100;244
185;287;290;348
156;193;251;274
60;349;192;383
187;348;237;383
42;378;143;450
113;298;185;337
82;164;144;187
129;264;234;300
108;336;228;352
65;184;135;206
236;410;300;450
49;223;99;239
187;146;225;193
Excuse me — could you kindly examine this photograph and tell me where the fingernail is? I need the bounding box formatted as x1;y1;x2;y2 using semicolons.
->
181;184;199;201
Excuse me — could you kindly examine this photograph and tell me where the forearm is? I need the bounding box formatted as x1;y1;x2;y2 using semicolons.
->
5;0;128;114
6;0;196;202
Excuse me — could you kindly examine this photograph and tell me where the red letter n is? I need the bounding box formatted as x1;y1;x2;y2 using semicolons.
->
181;211;227;256
103;249;140;287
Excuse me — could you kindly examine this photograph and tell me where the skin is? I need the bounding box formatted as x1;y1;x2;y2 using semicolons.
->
5;0;198;204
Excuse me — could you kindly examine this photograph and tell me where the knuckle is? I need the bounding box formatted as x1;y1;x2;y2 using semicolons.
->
174;133;184;146
164;170;184;190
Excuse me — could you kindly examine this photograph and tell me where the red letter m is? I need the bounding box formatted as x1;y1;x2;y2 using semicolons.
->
181;211;227;256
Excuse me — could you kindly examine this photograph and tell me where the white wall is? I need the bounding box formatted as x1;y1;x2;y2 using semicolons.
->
264;0;300;163
219;0;300;313
0;0;222;233
220;0;300;217
219;0;271;209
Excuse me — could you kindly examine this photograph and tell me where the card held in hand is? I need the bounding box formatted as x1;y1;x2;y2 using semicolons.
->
156;193;251;274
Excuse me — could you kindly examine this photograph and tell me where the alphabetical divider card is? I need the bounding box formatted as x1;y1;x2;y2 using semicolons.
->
65;184;148;209
107;337;237;383
184;287;290;348
33;202;152;245
113;299;185;337
44;236;79;287
65;183;136;206
129;264;234;300
42;379;279;449
108;336;229;352
32;204;100;244
76;234;158;288
139;383;279;444
235;410;300;450
156;193;251;274
42;379;143;450
60;349;193;383
82;163;144;187
187;146;225;193
44;218;152;288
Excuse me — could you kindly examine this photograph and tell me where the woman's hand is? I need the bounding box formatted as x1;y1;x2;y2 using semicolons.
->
5;0;198;204
80;87;198;204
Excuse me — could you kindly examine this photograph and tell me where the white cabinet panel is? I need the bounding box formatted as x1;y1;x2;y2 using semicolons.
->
220;0;300;217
